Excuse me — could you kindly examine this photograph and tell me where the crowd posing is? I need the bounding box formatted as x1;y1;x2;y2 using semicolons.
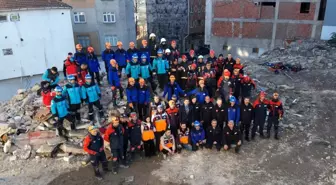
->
39;33;284;180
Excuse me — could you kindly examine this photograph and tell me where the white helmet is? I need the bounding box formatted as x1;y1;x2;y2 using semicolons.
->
149;33;156;38
160;38;167;44
198;55;204;59
165;48;171;53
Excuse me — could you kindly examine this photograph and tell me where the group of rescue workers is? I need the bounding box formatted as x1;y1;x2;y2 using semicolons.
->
39;33;284;180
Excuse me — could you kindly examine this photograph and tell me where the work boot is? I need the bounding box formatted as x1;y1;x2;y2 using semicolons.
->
70;122;76;130
274;134;279;140
235;147;240;154
245;136;250;142
251;134;255;141
99;110;104;118
260;133;265;139
112;161;118;175
102;162;111;172
93;166;103;180
266;131;271;139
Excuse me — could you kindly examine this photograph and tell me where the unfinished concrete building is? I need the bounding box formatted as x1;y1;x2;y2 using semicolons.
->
205;0;327;57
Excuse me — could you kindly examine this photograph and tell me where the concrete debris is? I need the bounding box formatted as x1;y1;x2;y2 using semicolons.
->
31;84;41;92
68;130;87;138
17;89;27;94
36;144;56;157
60;144;85;155
3;140;11;153
13;145;32;160
9;155;17;161
124;176;135;183
47;137;66;146
63;155;74;163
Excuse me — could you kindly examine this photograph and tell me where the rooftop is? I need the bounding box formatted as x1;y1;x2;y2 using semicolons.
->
0;0;72;11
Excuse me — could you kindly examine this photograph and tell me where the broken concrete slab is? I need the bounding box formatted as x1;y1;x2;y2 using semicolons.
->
68;130;87;138
63;155;74;163
60;144;85;155
47;137;66;146
31;84;41;92
14;131;56;149
17;89;27;94
13;145;32;160
36;144;56;157
3;140;11;153
76;123;91;130
33;108;52;122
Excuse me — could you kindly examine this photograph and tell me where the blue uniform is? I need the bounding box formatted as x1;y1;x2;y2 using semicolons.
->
191;128;205;144
139;47;150;63
139;61;151;80
187;87;209;104
81;82;101;103
163;82;185;101
108;66;121;87
228;104;240;125
101;49;114;70
138;86;150;104
127;48;139;62
126;85;138;103
114;48;127;67
51;95;69;118
74;51;87;65
152;57;169;74
87;53;100;73
42;69;60;86
63;83;82;105
126;61;140;80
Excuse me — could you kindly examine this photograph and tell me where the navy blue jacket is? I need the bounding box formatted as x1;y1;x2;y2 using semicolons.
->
163;82;185;101
126;85;138;103
114;48;127;67
138;86;150;104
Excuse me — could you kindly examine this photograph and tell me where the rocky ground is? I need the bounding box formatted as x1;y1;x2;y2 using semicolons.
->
0;39;336;185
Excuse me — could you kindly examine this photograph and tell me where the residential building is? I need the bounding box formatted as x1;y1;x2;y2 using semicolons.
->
63;0;136;53
205;0;327;57
0;0;74;80
321;0;335;40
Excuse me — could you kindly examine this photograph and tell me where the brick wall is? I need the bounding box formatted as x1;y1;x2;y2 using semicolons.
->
278;2;316;20
260;6;275;19
242;22;273;39
276;23;312;39
214;0;259;19
212;21;240;38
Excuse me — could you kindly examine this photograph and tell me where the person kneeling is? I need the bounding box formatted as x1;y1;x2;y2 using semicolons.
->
177;122;192;152
191;121;206;151
222;120;242;153
206;119;222;151
160;129;175;159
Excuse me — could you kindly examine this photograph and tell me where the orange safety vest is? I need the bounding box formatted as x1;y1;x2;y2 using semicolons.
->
142;123;155;141
160;135;174;151
179;129;190;144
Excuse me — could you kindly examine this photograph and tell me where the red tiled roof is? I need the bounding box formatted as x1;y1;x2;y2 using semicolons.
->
0;0;72;10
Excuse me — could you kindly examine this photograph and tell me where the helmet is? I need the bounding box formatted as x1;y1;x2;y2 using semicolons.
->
223;69;231;77
181;55;187;59
172;94;177;99
229;96;236;103
157;104;163;110
189;50;195;55
67;75;75;80
165;48;171;53
88;125;98;132
149;33;156;38
85;74;92;79
191;63;197;69
243;75;251;82
157;49;163;54
198;55;204;59
117;41;123;46
55;86;63;92
160;38;166;43
132;53;138;59
194;121;201;127
141;54;147;59
87;46;94;53
210;50;215;55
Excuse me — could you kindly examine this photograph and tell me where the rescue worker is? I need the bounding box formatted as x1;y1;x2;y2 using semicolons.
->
109;59;123;107
149;95;166;118
200;96;214;130
202;62;216;98
77;63;90;86
222;120;242;153
190;96;201;124
152;105;170;152
40;81;55;110
148;33;157;63
74;44;87;65
186;63;198;92
81;74;104;122
207;50;217;64
83;126;109;180
114;41;127;76
187;49;197;64
87;47;101;86
224;53;236;74
177;122;192;152
240;97;254;141
231;68;244;100
164;48;172;62
63;52;73;78
139;54;152;82
126;53;140;80
187;79;208;104
139;39;151;63
166;100;179;138
206;119;222;151
212;97;227;129
214;54;225;81
171;94;181;108
159;38;168;50
241;75;256;100
217;69;233;102
42;67;60;88
191;121;206;151
169;59;179;78
152;49;169;90
128;112;143;160
179;98;193;128
126;77;138;113
64;56;78;79
51;86;75;139
120;114;130;163
228;96;240;126
160;129;175;159
233;58;244;74
126;42;138;62
138;78;150;120
104;115;129;174
177;55;189;90
169;40;180;61
101;42;114;78
267;92;284;140
141;117;156;157
63;75;81;126
197;55;206;73
252;91;269;140
163;75;185;101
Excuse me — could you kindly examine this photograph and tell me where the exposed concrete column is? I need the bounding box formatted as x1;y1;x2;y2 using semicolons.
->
204;0;213;45
311;0;321;38
271;0;280;49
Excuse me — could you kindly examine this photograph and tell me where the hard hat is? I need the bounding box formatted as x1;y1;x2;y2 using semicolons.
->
189;50;195;55
157;49;163;54
85;74;92;79
160;38;166;43
181;55;187;59
165;48;171;53
157;104;163;110
87;46;94;53
149;33;156;38
67;75;75;80
194;121;201;127
210;50;215;55
132;53;138;59
229;96;236;103
224;70;231;77
191;63;197;69
198;55;204;59
88;125;98;132
55;86;63;92
141;54;147;59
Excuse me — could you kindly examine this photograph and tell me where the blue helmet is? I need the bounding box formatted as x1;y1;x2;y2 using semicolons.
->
229;96;236;103
70;56;75;62
132;53;138;59
67;74;75;80
141;54;147;59
55;86;63;92
194;120;201;127
85;74;92;79
157;49;163;54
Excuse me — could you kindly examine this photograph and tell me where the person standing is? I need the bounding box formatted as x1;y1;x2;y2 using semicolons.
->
207;50;217;64
241;75;256;101
148;33;158;63
126;42;138;63
87;47;101;86
126;77;138;113
200;96;214;130
217;69;233;102
251;91;269;140
227;96;240;126
177;55;189;90
267;92;284;140
109;59;123;107
114;41;127;77
128;112;143;160
63;75;81;126
74;44;87;65
240;97;254;141
64;56;78;79
152;49;169;90
163;75;185;101
224;53;236;74
166;100;179;139
101;42;114;79
179;98;193;128
126;54;140;80
212;97;227;129
214;54;225;81
137;78;150;120
63;52;73;78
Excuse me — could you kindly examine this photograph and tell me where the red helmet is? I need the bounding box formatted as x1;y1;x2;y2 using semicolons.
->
189;50;195;55
223;69;231;77
87;47;94;53
191;63;197;69
181;55;187;59
210;50;215;55
243;75;251;82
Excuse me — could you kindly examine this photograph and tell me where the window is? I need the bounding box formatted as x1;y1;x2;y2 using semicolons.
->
103;12;116;23
300;3;310;13
261;2;276;7
77;36;90;48
0;15;7;22
252;48;259;54
104;35;118;46
74;12;86;23
2;48;13;56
